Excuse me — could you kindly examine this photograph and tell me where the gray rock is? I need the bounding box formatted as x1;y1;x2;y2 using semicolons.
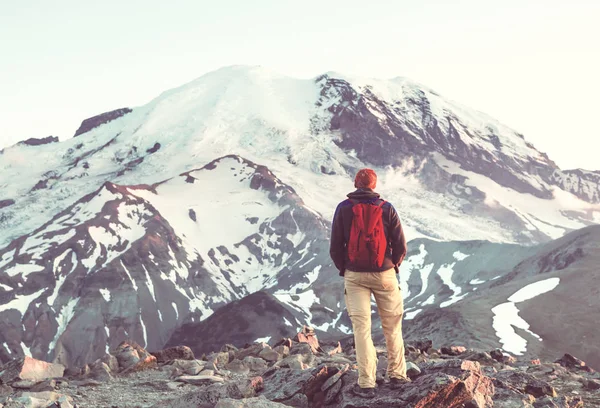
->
88;362;112;382
169;359;205;375
215;397;288;407
10;380;37;389
532;396;584;408
29;379;56;392
243;356;267;372
235;343;271;361
258;348;281;363
321;364;349;391
261;367;313;401
208;352;231;368
273;345;290;358
289;343;313;356
150;382;243;408
100;354;119;372
225;360;250;375
406;361;422;379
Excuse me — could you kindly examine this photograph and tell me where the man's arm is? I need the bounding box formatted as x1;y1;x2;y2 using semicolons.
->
329;204;346;276
388;204;407;268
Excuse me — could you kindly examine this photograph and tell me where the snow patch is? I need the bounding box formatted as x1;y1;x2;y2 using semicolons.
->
453;251;470;261
255;336;271;344
0;288;45;315
99;289;111;302
49;298;79;352
492;277;560;355
405;309;422;320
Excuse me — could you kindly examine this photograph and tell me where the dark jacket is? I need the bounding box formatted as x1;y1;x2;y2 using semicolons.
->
329;188;407;276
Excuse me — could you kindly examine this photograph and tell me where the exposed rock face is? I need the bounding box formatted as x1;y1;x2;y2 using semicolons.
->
17;136;59;147
552;169;600;203
73;107;132;137
0;199;15;209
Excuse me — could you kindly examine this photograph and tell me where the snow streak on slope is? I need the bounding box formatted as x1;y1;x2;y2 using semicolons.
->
492;277;560;355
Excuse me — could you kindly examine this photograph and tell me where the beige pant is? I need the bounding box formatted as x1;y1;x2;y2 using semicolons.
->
344;268;407;388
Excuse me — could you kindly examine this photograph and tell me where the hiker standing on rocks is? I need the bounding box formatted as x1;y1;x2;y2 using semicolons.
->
329;168;409;398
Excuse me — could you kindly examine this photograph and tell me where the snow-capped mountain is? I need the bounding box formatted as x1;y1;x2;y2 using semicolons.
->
1;65;599;367
1;66;598;250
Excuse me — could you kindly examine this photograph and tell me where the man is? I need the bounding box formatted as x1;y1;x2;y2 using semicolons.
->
330;168;409;398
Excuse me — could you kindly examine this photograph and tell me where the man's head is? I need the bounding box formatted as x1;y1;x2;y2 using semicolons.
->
354;168;377;189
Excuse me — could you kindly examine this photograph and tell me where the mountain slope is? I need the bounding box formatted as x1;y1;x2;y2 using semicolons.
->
0;155;331;367
401;225;600;370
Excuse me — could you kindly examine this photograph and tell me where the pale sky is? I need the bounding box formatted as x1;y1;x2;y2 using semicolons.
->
1;0;598;169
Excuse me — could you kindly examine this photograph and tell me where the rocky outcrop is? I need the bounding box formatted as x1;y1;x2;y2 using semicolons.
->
17;136;59;147
0;199;15;210
73;107;132;137
1;333;599;407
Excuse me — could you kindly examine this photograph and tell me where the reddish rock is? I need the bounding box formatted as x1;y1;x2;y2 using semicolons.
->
121;355;158;374
531;359;541;365
151;346;195;363
296;326;322;354
0;357;65;383
441;346;467;356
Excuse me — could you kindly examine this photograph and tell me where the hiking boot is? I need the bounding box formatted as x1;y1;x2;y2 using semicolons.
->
389;376;412;389
351;384;376;398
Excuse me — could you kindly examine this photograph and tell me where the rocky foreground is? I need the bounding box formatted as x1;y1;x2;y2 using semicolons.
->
0;327;598;408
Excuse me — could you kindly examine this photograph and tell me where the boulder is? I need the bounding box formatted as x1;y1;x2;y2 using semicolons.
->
225;360;250;375
258;348;281;363
151;346;195;363
243;356;268;372
121;355;157;374
221;344;239;353
169;359;205;375
88;362;113;381
441;346;467;356
235;343;270;361
273;345;290;358
490;349;504;363
241;376;264;398
207;351;232;368
100;354;119;372
555;354;595;373
406;362;422;379
0;357;64;383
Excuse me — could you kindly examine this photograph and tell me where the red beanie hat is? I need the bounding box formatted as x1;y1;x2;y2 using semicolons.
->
354;168;377;189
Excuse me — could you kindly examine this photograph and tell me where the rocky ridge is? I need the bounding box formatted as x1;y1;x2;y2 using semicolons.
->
0;327;598;408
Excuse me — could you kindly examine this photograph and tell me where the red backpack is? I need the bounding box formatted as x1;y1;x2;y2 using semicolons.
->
347;199;387;269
